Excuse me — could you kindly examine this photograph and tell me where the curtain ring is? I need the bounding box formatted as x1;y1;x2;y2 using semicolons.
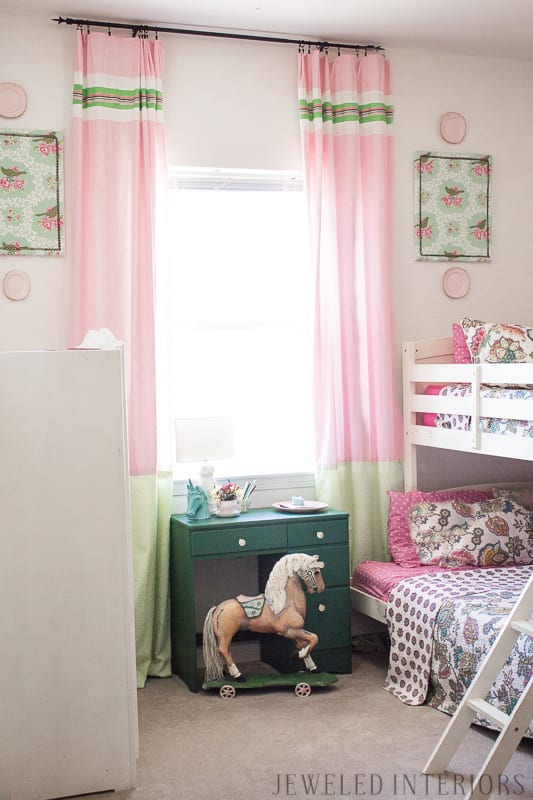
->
107;25;111;36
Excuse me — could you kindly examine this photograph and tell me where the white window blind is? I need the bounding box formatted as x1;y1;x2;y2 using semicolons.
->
169;167;314;478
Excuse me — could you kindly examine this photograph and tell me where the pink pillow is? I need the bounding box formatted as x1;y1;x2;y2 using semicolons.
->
453;323;472;364
387;488;495;567
422;384;444;427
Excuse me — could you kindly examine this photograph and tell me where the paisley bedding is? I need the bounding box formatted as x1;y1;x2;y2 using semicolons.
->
427;383;533;437
384;565;533;736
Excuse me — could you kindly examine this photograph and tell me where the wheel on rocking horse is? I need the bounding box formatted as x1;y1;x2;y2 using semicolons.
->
294;682;312;697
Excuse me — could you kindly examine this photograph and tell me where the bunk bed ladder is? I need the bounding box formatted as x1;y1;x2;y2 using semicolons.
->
423;573;533;800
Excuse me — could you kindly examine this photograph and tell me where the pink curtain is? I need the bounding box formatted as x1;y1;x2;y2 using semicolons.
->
69;31;172;687
299;50;403;567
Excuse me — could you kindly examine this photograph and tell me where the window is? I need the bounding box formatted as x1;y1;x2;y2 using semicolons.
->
169;167;314;478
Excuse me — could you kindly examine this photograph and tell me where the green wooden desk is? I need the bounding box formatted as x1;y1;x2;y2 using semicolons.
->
170;507;352;692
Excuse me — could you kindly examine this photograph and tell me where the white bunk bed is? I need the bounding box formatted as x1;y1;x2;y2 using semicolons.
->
350;334;533;738
352;334;533;623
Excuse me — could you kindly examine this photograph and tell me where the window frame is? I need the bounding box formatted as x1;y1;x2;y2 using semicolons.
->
167;165;315;490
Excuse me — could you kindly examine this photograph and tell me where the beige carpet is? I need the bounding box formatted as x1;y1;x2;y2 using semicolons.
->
67;650;532;800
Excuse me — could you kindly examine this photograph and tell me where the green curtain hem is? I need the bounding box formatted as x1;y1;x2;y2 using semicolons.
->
131;472;173;688
315;461;403;572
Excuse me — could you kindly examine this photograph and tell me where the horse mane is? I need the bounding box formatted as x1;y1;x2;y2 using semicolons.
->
264;553;320;615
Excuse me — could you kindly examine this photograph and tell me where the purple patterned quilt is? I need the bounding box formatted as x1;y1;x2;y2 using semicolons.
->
384;565;533;735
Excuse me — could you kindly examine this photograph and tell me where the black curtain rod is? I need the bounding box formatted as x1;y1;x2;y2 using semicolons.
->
53;16;384;52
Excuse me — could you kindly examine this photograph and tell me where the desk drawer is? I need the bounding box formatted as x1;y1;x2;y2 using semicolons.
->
305;586;351;650
287;518;347;548
191;524;287;556
289;543;349;588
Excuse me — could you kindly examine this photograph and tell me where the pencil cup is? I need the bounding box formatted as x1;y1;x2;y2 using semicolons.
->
240;498;252;513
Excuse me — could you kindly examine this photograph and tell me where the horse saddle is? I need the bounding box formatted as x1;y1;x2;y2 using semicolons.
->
236;593;266;619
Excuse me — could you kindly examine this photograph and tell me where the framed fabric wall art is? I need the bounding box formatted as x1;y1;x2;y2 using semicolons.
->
414;151;491;262
0;129;64;256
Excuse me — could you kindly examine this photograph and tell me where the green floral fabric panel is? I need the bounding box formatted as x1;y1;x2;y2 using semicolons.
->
0;130;64;256
414;151;491;262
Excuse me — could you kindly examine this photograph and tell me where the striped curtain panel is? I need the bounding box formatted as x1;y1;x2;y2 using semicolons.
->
299;50;403;570
69;31;172;687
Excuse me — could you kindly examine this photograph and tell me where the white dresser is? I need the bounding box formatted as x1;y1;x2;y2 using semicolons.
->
0;346;138;800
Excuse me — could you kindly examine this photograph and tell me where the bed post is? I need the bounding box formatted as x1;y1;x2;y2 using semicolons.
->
403;341;417;491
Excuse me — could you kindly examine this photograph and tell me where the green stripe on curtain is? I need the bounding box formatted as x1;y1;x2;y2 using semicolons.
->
299;100;394;124
73;84;163;111
131;473;173;688
315;461;403;571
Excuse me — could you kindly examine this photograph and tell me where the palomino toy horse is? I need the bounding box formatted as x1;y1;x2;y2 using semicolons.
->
185;479;210;520
203;552;325;682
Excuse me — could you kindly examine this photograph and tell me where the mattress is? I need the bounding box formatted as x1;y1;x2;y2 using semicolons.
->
423;383;533;437
351;560;452;602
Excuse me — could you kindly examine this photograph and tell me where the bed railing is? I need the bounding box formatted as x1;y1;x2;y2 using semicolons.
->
403;338;533;490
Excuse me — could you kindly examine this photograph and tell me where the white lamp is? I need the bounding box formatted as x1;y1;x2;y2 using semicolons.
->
175;416;235;497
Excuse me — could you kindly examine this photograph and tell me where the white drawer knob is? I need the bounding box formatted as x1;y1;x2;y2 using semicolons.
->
238;538;247;547
316;530;325;539
318;604;326;612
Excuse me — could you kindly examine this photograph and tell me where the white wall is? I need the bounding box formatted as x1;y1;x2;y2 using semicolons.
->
1;13;532;485
391;48;533;344
390;47;533;487
164;35;302;170
0;16;72;350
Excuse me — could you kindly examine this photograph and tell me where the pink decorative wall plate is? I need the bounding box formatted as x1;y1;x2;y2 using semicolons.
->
0;83;27;118
440;112;466;144
3;269;31;301
442;266;469;299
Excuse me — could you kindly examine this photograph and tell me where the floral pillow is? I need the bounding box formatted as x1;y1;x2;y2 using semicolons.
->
387;488;494;567
408;496;533;568
493;486;533;510
460;317;533;364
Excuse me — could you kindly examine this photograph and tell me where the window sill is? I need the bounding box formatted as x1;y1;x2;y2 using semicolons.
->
173;471;315;498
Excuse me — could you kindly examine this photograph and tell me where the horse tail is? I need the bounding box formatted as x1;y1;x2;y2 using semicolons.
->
203;605;224;682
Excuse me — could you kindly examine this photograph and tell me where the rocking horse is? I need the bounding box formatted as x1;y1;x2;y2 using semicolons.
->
202;552;325;682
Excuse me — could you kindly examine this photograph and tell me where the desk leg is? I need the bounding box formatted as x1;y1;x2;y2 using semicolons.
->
170;527;201;692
